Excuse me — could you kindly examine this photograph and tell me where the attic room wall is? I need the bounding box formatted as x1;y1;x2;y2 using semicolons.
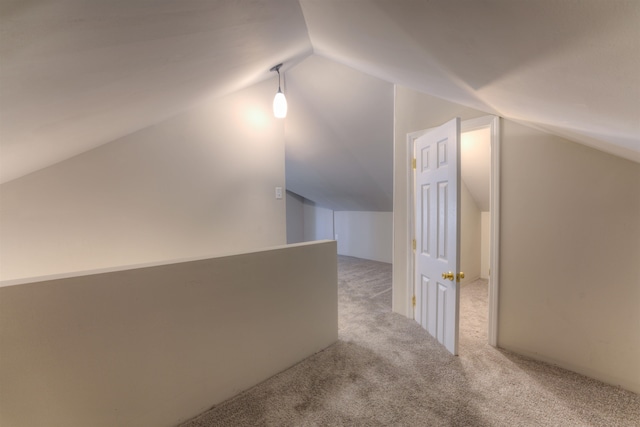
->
334;211;392;263
499;121;640;394
393;84;640;393
393;85;486;315
0;80;286;281
287;194;395;264
286;191;305;243
285;191;333;244
460;180;481;285
303;202;333;241
480;212;491;279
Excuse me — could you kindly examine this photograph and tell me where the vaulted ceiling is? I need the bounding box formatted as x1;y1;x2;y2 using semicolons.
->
2;1;638;211
285;55;393;211
0;0;311;184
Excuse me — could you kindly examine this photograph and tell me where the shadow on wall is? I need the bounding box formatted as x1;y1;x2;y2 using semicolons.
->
286;190;334;243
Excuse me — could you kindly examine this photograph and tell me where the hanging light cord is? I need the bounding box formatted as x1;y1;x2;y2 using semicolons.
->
277;67;282;92
270;63;283;92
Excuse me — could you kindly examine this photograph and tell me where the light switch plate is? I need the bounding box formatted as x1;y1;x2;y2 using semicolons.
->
275;187;283;199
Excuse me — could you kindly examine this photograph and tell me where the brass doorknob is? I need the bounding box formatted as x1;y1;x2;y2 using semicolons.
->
442;272;454;281
457;272;465;280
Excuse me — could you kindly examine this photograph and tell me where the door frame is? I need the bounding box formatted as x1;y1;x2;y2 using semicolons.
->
405;115;500;346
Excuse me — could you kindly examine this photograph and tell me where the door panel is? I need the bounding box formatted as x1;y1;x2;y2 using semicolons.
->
421;184;430;256
437;182;448;260
414;118;461;355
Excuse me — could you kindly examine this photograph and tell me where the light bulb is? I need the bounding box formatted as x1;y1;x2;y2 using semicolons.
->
273;90;287;118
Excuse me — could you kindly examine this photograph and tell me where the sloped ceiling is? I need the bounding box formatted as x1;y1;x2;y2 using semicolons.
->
300;0;640;162
1;1;638;213
285;55;393;211
0;0;311;183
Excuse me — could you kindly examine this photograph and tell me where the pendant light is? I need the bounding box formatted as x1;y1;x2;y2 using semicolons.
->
270;63;287;118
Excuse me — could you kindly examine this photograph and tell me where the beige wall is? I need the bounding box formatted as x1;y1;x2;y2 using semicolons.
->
393;85;639;393
303;202;334;241
392;85;485;315
335;211;393;263
460;180;481;284
481;212;491;279
0;241;338;427
285;192;335;243
499;120;640;393
0;80;286;280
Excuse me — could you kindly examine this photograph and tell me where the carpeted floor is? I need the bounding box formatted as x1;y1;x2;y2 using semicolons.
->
182;256;640;426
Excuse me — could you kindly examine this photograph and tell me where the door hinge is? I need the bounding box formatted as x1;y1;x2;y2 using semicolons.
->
412;158;416;169
412;239;416;250
412;295;416;307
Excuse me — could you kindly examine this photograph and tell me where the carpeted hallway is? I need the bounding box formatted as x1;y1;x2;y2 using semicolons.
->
182;256;639;426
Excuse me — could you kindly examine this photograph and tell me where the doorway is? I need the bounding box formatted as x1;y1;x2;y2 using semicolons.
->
407;115;500;347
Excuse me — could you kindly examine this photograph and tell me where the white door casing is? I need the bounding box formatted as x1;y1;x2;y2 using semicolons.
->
413;117;461;355
406;115;500;348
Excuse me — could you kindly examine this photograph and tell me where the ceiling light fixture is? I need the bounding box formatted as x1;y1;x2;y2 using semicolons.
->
270;63;287;118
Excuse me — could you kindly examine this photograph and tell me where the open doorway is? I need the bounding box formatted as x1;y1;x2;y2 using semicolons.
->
460;126;491;286
407;115;500;348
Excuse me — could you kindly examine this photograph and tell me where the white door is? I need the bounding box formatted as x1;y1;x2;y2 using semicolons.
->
413;117;461;355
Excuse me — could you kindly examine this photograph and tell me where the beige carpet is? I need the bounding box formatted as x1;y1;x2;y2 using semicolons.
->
182;256;639;426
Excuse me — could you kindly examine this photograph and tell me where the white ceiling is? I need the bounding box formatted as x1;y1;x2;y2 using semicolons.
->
0;0;312;183
2;1;638;212
285;55;393;211
300;0;640;161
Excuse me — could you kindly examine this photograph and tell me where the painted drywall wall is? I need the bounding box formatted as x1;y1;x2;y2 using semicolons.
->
460;180;481;284
499;120;640;394
392;85;486;315
481;212;491;279
285;192;334;243
334;211;392;263
0;80;286;280
0;241;338;427
303;202;334;241
286;191;305;244
393;84;640;393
